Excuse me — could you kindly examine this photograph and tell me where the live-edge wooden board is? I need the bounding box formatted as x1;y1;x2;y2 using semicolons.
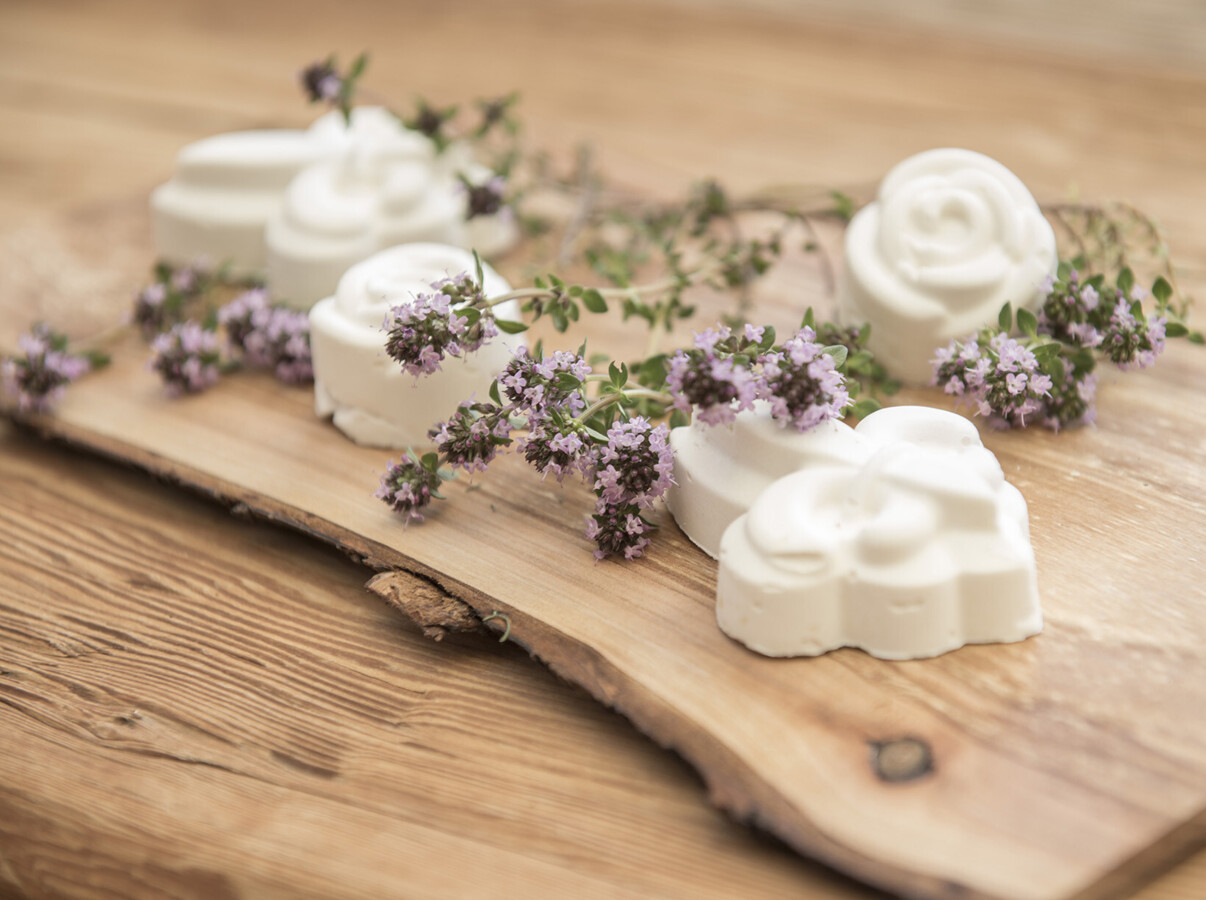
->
2;199;1205;900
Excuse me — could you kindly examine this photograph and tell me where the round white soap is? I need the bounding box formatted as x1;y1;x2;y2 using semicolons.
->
309;243;522;449
715;406;1041;659
839;148;1057;385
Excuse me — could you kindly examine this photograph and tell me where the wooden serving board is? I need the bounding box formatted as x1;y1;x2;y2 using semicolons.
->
2;200;1204;900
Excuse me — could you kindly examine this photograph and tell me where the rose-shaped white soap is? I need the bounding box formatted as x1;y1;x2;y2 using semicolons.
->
150;107;409;277
665;403;873;559
839;148;1057;384
309;243;522;448
716;406;1040;659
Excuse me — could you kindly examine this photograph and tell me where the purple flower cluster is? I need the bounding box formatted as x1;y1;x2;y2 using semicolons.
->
218;289;313;384
383;274;495;376
1102;296;1165;370
132;260;212;338
588;418;674;561
932;334;1054;428
1038;270;1166;370
759;328;849;432
428;401;514;473
149;322;221;397
666;326;758;426
1;325;90;413
523;422;593;482
667;323;849;432
299;60;342;103
374;453;444;524
1039;368;1098;432
463;175;508;221
500;348;591;416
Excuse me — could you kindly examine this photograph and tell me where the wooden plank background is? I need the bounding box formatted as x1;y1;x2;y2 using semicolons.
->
2;1;1205;898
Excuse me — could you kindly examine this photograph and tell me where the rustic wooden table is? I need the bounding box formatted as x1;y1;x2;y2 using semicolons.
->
1;1;1203;897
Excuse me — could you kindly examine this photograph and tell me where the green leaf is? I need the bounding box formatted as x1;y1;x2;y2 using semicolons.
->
1056;260;1072;282
554;371;582;390
551;308;569;333
822;345;848;368
609;361;629;389
1116;267;1135;295
669;409;690;429
421;452;439;472
580;288;608;314
830;190;856;223
759;325;776;351
565;301;580;322
998;302;1013;332
84;350;111;369
850;398;882;419
489;379;502;406
348;52;369;80
1152;276;1173;304
461;307;482;326
1017;307;1039;338
637;354;669;389
801;308;815;330
1165;321;1189;338
473;250;485;288
1189;331;1205;345
495;319;528;334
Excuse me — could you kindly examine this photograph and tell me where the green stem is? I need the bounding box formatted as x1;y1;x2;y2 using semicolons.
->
574;387;671;425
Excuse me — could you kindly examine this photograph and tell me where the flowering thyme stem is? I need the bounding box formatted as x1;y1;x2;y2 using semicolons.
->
574;387;671;424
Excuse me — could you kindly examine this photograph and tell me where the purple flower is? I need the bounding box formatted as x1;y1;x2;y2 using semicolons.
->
499;348;590;417
462;175;508;221
757;327;848;432
666;327;758;426
383;289;467;376
933;332;1051;428
149;321;221;397
217;290;313;384
375;453;444;524
1102;296;1165;370
429;401;513;473
1;325;90;413
593;417;674;509
522;422;594;482
585;498;652;561
1039;368;1098;432
299;61;343;103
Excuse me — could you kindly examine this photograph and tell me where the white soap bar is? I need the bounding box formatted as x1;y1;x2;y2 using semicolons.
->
150;107;409;277
309;243;522;448
839;148;1057;385
267;143;518;310
715;406;1040;659
665;403;872;559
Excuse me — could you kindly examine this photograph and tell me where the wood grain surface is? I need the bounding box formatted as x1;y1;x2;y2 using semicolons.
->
2;1;1205;898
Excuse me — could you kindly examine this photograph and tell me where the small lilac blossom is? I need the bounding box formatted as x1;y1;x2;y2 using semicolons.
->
299;61;342;103
429;402;513;473
1;326;90;412
430;273;496;352
374;453;442;524
218;288;272;357
757;327;849;432
383;289;469;376
585;498;652;561
593;417;674;509
149;321;221;397
522;423;594;482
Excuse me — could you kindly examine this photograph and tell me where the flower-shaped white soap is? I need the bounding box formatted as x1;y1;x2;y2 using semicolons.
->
267;120;518;310
150;107;400;277
309;243;522;448
665;403;873;559
839;148;1058;384
716;406;1040;659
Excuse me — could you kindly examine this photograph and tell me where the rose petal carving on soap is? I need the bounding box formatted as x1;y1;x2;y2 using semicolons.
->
309;243;523;448
839;148;1058;384
715;406;1041;660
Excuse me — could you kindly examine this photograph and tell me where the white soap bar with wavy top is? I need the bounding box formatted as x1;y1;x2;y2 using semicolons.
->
309;243;522;448
150;107;402;277
665;403;874;559
839;148;1058;384
714;406;1040;659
